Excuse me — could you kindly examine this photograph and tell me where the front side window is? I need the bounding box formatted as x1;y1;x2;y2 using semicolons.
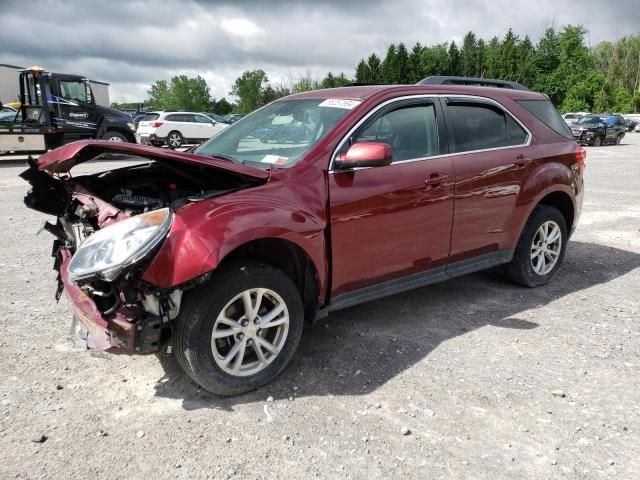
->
59;81;89;103
447;102;526;153
195;98;354;169
346;103;439;162
194;114;212;124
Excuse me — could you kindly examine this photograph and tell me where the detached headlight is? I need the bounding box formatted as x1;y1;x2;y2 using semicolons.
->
68;208;172;283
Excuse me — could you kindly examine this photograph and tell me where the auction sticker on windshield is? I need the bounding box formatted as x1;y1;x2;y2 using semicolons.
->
261;155;289;165
318;99;362;109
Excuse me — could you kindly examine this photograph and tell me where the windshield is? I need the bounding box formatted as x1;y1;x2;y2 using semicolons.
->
194;98;357;169
576;116;602;125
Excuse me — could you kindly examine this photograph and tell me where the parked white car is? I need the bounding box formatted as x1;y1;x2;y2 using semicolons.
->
562;112;590;124
136;111;228;148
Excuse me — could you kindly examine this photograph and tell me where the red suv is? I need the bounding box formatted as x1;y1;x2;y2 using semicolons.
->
22;77;585;396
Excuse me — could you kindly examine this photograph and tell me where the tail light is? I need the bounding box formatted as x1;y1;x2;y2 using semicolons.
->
575;145;586;172
151;122;164;128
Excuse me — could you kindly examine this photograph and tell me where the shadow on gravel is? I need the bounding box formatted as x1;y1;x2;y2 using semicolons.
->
153;241;640;410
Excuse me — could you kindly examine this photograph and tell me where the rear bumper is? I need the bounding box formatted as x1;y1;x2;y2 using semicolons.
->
58;248;161;354
136;132;163;145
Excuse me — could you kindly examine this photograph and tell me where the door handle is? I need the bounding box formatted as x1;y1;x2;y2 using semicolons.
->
513;155;532;167
424;173;450;187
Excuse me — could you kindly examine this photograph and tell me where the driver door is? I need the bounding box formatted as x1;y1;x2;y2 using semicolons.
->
52;77;97;141
328;98;454;297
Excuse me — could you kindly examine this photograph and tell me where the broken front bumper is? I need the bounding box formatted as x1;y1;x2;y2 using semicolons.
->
58;248;162;354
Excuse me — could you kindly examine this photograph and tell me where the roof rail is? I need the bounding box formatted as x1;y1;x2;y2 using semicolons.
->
418;76;529;91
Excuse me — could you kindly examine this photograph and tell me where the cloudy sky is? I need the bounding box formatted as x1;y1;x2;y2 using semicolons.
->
1;0;638;103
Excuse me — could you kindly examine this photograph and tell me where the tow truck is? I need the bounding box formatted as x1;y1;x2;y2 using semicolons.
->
0;67;136;156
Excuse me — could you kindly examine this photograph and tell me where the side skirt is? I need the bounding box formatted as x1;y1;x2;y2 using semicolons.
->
323;250;514;315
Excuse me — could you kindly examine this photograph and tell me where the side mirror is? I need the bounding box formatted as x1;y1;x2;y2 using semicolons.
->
335;142;393;169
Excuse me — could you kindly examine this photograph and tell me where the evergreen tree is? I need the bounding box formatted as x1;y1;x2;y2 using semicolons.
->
395;43;410;83
381;44;398;83
460;32;478;77
407;42;424;83
448;42;460;75
366;54;383;84
355;59;370;84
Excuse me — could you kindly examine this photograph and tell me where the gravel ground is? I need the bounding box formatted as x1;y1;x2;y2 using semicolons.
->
0;135;639;480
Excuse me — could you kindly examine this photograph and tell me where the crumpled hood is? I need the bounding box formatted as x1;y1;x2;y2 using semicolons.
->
37;140;270;181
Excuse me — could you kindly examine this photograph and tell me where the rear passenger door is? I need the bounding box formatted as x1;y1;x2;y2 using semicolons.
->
443;97;534;258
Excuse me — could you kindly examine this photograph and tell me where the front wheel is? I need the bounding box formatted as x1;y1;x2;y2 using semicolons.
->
174;261;304;396
101;131;128;142
593;135;602;147
505;205;568;287
616;134;623;145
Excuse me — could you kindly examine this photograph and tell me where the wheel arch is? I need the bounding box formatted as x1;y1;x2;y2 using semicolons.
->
141;206;328;310
221;237;321;322
511;185;576;251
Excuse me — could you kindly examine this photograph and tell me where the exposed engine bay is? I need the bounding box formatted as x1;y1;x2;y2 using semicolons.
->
74;160;252;215
23;158;255;247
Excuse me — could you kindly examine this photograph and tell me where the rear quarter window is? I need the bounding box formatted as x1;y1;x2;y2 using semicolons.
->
142;113;159;121
517;100;573;140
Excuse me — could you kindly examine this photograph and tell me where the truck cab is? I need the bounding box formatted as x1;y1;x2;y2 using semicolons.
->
0;67;136;155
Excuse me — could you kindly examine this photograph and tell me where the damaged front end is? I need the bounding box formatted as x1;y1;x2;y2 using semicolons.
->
21;141;268;354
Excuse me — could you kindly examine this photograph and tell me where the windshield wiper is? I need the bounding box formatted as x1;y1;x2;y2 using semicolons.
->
206;153;241;164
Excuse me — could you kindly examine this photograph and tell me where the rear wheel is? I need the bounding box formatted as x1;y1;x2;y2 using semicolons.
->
166;131;183;148
505;205;568;287
101;131;128;142
174;261;304;396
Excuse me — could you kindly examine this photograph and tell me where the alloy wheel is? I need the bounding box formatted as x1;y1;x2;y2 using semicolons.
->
211;288;289;376
169;134;181;147
530;220;562;276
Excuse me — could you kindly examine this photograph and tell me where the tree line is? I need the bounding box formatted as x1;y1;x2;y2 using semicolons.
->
120;25;640;115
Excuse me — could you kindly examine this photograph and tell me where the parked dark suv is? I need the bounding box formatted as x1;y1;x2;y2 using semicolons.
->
22;77;585;395
569;113;626;146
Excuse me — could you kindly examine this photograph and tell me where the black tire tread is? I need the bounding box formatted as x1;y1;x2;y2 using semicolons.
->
504;205;568;287
174;261;304;396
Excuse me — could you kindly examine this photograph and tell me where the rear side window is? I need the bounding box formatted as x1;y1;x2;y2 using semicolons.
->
142;113;159;121
517;100;573;140
447;102;527;153
165;114;185;122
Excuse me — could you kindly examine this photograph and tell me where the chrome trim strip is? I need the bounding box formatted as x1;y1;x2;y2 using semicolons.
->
328;94;533;173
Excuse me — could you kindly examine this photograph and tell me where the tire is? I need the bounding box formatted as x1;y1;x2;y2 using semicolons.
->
166;131;183;148
101;131;128;142
593;135;602;147
616;134;623;145
174;261;304;396
504;205;568;287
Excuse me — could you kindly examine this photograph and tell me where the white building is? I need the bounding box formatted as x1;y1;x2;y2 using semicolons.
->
0;64;110;107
